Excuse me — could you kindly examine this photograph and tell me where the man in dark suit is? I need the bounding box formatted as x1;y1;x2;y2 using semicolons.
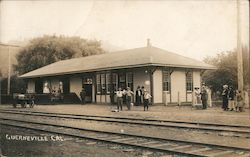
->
135;86;142;106
222;85;229;111
201;85;208;109
80;88;86;104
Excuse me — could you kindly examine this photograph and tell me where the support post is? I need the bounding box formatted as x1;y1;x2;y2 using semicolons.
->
150;70;154;104
149;67;157;104
7;46;11;95
237;0;244;92
178;91;180;106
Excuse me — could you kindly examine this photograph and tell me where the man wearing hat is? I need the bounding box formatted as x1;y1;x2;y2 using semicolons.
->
200;85;208;109
116;87;124;111
80;88;86;104
126;87;134;110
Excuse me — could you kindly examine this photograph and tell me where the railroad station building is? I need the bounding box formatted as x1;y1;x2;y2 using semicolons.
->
20;41;215;105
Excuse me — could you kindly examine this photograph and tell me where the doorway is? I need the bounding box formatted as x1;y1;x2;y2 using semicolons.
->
35;79;43;94
83;77;93;103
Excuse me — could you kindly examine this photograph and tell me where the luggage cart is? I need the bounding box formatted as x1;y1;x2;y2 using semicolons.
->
12;93;35;108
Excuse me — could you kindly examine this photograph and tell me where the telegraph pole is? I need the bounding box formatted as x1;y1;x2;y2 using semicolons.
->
237;0;249;118
0;43;21;95
7;45;11;95
237;0;244;92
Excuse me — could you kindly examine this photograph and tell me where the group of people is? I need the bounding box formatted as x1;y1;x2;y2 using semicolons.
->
194;84;245;112
222;85;244;112
116;86;152;111
193;84;210;109
50;86;64;102
43;83;64;102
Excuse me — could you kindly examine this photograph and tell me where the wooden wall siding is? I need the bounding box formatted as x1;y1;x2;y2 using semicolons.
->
153;69;163;103
171;70;186;103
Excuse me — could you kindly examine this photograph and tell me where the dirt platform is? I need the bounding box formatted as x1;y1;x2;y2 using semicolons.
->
1;104;249;125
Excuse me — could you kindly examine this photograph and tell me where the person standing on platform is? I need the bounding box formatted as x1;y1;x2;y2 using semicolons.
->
135;86;142;106
193;87;200;105
122;88;127;104
206;86;212;108
57;87;63;102
200;85;208;109
143;90;152;111
80;88;86;105
228;87;235;111
43;82;50;94
141;86;146;104
110;89;115;105
222;85;229;111
126;87;134;110
52;86;57;95
116;87;123;111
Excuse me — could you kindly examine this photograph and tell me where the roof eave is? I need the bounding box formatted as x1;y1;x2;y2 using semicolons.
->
19;63;216;79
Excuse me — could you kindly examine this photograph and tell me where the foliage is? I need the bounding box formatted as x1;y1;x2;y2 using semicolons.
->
203;47;249;93
0;74;26;94
14;35;106;75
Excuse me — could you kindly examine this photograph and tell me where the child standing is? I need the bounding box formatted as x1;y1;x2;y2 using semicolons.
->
143;90;152;111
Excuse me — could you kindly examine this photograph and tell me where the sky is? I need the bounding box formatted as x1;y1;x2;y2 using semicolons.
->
0;0;249;61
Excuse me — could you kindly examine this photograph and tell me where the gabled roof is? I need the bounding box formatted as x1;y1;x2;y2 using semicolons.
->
20;46;215;78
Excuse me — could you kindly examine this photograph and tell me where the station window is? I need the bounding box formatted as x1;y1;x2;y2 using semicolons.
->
96;74;101;94
112;73;118;91
106;73;111;93
127;72;133;90
101;74;106;94
96;72;133;94
163;69;171;91
119;73;126;90
186;71;193;91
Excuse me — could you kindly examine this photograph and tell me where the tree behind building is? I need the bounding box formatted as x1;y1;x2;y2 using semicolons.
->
13;35;106;75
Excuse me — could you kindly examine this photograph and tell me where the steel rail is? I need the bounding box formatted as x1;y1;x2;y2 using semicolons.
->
1;109;249;128
0;120;203;157
0;117;249;153
0;110;249;136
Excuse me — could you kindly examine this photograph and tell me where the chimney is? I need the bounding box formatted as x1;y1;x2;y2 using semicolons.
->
147;38;151;47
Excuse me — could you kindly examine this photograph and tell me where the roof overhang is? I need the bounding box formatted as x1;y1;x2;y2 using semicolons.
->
19;63;216;79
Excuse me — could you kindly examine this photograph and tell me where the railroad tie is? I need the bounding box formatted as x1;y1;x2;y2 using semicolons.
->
129;139;147;144
94;135;109;139
101;136;122;140
207;150;234;157
187;147;211;153
111;138;134;142
141;141;160;145
150;143;172;148
168;145;192;150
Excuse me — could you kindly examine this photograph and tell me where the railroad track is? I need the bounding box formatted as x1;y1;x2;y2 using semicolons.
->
0;109;250;138
0;117;249;157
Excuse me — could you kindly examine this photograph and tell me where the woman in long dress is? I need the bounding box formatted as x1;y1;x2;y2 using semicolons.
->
193;87;201;105
222;85;229;111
